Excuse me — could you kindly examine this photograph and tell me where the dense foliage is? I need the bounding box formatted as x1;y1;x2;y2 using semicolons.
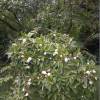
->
0;30;97;100
0;0;98;38
0;0;99;100
0;0;99;62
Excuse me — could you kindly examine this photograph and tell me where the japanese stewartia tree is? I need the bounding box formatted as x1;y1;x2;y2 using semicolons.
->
0;29;97;100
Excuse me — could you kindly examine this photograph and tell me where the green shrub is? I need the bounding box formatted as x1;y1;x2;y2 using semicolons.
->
1;30;97;100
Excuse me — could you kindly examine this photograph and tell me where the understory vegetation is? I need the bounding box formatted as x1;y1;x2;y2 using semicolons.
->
0;0;99;100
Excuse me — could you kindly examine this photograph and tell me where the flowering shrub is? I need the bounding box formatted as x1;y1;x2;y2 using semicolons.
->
4;30;97;100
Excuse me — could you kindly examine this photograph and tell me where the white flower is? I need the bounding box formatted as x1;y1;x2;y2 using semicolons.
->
92;70;96;74
47;73;51;76
25;93;29;97
44;52;47;55
55;49;58;52
27;78;32;86
12;43;17;46
53;49;58;56
39;44;42;47
95;77;97;80
87;62;90;65
37;77;40;79
25;66;30;69
28;78;32;82
73;57;77;60
53;51;58;56
22;38;26;44
81;96;84;98
15;79;19;84
27;57;32;63
21;55;24;58
58;14;61;17
60;55;63;58
22;88;25;92
85;71;91;75
41;71;47;75
89;81;93;85
38;58;40;61
53;34;56;36
64;57;69;63
27;81;31;86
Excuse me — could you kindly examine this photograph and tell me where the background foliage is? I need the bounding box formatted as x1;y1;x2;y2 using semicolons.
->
0;0;98;39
